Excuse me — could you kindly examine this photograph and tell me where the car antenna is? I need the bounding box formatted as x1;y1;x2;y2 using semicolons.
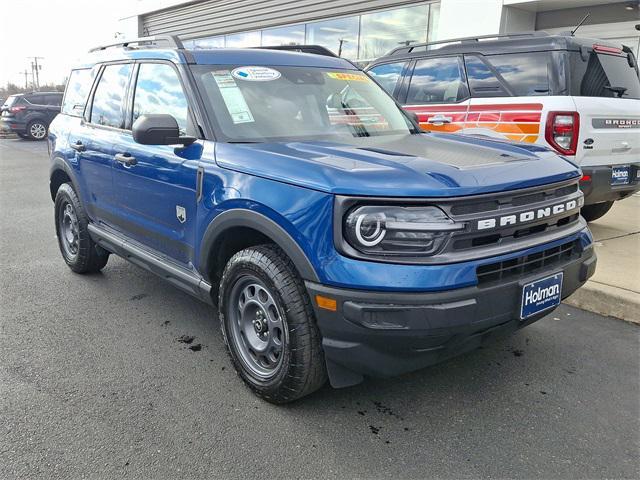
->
570;13;590;36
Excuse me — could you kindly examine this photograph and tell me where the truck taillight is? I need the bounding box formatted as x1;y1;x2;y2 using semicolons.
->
9;106;26;113
545;111;579;156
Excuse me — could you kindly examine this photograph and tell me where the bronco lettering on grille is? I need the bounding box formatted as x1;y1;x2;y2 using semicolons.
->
477;199;579;230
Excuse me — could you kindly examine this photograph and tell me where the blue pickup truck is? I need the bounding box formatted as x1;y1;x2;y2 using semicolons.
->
48;36;596;403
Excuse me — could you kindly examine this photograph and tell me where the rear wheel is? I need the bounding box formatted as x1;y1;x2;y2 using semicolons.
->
219;244;327;403
54;183;109;273
26;120;47;140
581;201;614;222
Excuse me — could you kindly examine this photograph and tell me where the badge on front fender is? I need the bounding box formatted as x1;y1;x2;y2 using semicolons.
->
176;205;186;224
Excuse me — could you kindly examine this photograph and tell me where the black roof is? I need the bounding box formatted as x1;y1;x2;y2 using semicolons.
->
370;32;631;64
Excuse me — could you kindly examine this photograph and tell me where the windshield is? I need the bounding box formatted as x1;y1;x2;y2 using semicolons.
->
570;51;640;99
192;65;416;142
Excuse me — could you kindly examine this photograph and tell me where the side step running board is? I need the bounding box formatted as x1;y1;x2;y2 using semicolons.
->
88;223;213;305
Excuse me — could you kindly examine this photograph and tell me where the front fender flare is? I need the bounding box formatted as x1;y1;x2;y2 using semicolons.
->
49;156;81;201
199;209;320;283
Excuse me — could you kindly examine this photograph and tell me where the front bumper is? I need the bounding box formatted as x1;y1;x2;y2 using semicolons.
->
580;164;640;205
307;244;596;388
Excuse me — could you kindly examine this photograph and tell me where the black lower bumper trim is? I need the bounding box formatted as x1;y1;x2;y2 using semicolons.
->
307;247;596;388
580;164;640;205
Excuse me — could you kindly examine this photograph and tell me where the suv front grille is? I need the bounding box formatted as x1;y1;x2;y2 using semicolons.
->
450;183;578;216
476;240;581;285
442;180;583;254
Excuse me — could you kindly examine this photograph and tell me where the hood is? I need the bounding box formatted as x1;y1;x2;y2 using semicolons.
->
215;133;580;197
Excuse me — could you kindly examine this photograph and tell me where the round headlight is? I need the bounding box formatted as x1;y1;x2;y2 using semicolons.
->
343;205;464;256
354;212;386;247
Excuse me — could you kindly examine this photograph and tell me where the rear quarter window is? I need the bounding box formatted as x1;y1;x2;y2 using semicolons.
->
62;68;96;116
27;95;45;105
570;51;640;99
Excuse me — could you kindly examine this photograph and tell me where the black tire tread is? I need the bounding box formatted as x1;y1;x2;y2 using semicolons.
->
54;183;109;273
218;244;327;403
581;201;614;222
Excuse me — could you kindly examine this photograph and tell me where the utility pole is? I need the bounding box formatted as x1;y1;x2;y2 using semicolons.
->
338;38;348;57
28;57;43;90
19;69;29;89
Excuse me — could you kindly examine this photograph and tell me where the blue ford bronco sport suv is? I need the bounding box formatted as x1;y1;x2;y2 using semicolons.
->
49;36;596;403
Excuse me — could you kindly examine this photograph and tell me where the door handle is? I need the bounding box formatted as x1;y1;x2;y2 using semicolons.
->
427;114;453;125
70;141;86;152
114;153;137;166
612;142;632;153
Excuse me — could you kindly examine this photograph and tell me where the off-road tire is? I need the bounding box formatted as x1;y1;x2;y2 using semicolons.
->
219;244;327;403
581;201;614;222
54;183;109;273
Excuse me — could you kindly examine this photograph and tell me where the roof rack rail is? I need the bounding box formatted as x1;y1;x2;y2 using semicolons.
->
386;31;549;56
89;35;184;53
256;44;339;58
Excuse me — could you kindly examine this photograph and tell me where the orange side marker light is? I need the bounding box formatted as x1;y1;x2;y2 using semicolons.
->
315;295;337;312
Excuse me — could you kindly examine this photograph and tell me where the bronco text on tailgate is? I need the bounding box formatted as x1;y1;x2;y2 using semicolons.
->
47;36;596;403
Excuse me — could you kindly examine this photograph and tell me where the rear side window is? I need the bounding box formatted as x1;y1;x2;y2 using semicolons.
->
570;51;640;99
28;95;44;105
133;63;189;134
46;94;63;106
406;56;468;104
486;53;551;96
90;64;132;128
63;69;95;116
464;56;508;97
368;61;406;96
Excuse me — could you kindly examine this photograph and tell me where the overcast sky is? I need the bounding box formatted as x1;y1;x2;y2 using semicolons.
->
0;0;134;88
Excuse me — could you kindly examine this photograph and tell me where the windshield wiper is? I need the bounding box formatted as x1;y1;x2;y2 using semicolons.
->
604;85;628;98
227;140;261;144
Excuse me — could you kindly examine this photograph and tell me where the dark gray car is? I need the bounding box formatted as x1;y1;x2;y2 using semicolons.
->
0;92;63;140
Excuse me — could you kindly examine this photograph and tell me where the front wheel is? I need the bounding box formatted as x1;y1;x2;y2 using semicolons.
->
54;183;109;273
581;201;614;222
218;245;327;403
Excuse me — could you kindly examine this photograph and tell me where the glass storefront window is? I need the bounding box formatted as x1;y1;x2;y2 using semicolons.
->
193;36;225;49
359;4;429;61
262;24;306;46
187;2;439;61
427;3;440;42
305;16;359;59
226;31;261;48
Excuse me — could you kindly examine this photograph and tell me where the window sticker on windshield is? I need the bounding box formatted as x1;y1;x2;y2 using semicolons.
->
231;66;281;82
326;72;368;82
211;71;255;124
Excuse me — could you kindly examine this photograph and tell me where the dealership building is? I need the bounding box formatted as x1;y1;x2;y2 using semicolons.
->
119;0;640;62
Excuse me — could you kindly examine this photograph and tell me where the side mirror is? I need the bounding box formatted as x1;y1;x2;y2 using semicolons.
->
132;114;195;146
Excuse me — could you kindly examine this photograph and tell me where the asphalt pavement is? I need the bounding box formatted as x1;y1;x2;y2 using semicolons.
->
1;138;638;479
